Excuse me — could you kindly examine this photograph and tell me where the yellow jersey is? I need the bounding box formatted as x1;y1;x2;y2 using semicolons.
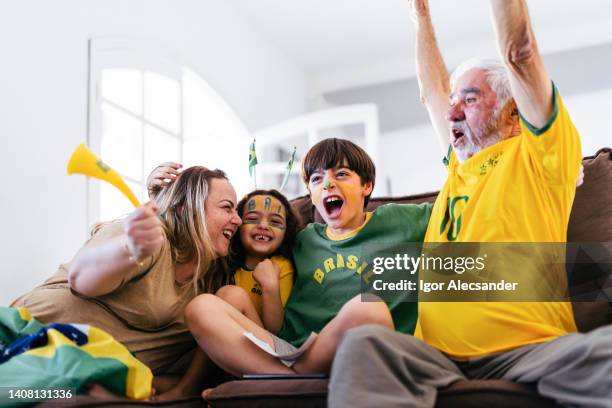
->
234;255;294;317
418;87;582;358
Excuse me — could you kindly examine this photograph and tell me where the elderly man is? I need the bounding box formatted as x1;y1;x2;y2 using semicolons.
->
328;1;612;407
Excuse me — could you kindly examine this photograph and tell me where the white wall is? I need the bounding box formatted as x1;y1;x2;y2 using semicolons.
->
564;90;612;156
379;125;447;197
0;0;307;305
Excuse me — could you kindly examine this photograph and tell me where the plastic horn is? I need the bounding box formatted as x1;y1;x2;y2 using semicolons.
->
67;143;140;208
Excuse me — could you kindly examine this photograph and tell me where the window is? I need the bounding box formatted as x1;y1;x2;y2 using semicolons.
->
97;68;182;221
88;38;249;226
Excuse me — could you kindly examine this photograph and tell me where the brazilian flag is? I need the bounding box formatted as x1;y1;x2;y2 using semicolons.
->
0;307;152;405
248;139;258;176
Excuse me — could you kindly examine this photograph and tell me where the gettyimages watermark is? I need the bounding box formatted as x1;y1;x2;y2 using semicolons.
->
357;242;612;302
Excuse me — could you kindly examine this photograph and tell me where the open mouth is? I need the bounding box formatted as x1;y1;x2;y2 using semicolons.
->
253;234;272;242
451;128;465;146
222;229;234;240
324;196;344;218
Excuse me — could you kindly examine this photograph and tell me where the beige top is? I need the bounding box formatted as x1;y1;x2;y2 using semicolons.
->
12;222;196;374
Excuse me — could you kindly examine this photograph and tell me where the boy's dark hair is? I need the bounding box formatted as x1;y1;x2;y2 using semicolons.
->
301;138;376;207
228;189;301;275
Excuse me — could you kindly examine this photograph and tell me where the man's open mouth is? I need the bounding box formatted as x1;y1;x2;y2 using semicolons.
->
324;196;344;218
451;128;465;146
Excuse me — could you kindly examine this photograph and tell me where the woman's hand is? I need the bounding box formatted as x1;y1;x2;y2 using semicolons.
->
252;259;280;292
147;162;182;199
69;202;165;297
123;202;165;262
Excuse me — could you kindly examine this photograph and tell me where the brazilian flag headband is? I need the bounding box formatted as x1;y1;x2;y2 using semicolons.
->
248;138;296;192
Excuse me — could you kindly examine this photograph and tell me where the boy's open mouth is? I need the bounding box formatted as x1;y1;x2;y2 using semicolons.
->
324;195;344;218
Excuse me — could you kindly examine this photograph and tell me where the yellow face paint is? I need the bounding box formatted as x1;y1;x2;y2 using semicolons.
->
334;180;357;192
242;195;287;230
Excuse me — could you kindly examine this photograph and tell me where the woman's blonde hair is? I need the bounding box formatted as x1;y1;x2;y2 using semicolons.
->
154;166;230;294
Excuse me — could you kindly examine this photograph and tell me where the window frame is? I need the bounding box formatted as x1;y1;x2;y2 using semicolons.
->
87;37;185;227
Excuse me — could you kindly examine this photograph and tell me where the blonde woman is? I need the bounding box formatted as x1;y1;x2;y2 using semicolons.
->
12;166;241;392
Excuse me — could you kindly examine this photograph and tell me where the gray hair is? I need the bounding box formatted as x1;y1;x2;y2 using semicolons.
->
450;58;513;111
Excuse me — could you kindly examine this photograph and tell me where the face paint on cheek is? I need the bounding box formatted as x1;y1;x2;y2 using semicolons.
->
240;223;258;233
335;181;362;202
335;181;356;192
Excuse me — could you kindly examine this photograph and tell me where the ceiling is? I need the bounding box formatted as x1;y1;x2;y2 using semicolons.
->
229;0;612;94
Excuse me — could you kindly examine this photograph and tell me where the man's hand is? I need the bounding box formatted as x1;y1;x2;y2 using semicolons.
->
253;259;281;292
123;201;164;262
490;0;553;129
147;162;182;199
408;0;430;25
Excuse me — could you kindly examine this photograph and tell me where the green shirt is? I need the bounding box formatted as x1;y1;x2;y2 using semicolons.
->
279;203;433;347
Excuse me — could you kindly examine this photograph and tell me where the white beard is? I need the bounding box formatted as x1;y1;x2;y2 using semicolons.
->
452;114;503;163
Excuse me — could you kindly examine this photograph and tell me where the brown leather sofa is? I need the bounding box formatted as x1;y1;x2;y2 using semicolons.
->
40;148;612;407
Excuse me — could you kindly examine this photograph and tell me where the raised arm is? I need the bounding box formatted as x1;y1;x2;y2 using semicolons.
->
489;0;554;129
409;0;451;153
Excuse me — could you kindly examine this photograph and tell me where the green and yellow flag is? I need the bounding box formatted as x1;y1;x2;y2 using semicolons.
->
248;139;258;176
0;307;153;403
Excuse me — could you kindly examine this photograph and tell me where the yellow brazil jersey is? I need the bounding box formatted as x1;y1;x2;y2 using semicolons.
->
234;255;294;317
417;86;582;358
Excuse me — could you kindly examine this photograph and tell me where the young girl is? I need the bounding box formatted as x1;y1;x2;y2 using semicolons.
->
147;164;300;397
220;189;300;334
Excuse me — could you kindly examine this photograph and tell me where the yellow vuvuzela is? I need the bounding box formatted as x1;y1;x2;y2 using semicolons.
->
67;143;140;208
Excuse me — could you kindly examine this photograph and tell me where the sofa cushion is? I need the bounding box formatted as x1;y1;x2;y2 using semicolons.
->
567;148;612;331
568;147;612;242
205;379;327;408
436;380;561;408
204;379;562;408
